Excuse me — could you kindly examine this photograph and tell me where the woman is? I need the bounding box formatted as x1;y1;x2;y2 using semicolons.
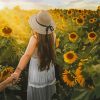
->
0;10;56;100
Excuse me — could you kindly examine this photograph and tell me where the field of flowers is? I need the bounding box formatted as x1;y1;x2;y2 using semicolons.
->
0;6;100;100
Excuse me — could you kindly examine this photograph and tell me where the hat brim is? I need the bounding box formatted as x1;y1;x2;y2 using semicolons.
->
28;14;56;34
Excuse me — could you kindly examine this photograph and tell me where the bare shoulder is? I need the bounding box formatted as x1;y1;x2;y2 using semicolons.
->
24;35;38;56
29;35;38;44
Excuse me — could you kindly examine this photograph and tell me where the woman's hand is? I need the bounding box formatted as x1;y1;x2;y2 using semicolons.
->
10;72;21;85
0;72;21;92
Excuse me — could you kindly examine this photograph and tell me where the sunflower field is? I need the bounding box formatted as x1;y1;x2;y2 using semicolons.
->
0;6;100;100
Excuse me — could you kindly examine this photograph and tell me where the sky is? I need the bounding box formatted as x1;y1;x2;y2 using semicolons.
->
0;0;100;10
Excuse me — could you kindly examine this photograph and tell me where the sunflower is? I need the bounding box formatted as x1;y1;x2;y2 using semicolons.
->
75;67;85;87
67;9;73;16
63;51;78;64
62;69;76;87
76;17;84;25
0;66;14;82
88;31;97;42
56;38;60;48
69;32;78;43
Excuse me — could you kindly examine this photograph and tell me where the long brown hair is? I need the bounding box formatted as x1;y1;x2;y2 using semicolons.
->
33;32;56;71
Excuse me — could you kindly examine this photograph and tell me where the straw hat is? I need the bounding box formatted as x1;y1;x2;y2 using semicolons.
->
28;10;56;35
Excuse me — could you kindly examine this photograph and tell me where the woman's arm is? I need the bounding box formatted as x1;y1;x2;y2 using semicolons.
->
11;35;37;82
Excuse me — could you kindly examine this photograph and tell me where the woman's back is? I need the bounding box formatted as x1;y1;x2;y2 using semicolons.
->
28;46;56;88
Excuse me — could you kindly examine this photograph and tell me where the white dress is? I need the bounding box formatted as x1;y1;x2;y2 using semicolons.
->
27;47;56;100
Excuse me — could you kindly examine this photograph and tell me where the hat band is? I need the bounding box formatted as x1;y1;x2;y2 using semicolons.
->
36;18;54;35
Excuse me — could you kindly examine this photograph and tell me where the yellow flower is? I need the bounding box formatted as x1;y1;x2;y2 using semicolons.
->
75;67;85;87
56;38;60;48
0;66;14;82
62;70;76;87
69;32;78;43
76;17;84;25
63;51;78;64
88;31;97;42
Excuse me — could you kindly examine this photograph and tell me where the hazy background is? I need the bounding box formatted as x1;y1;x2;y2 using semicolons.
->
0;0;100;10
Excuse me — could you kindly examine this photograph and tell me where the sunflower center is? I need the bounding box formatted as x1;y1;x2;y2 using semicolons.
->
89;19;94;23
89;33;96;38
79;10;82;13
67;73;74;81
83;16;86;18
66;53;74;59
77;18;83;23
70;33;76;39
68;10;71;14
2;27;12;34
90;19;93;22
94;18;96;21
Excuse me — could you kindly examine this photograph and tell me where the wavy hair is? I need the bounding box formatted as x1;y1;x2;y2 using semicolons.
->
33;32;56;71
